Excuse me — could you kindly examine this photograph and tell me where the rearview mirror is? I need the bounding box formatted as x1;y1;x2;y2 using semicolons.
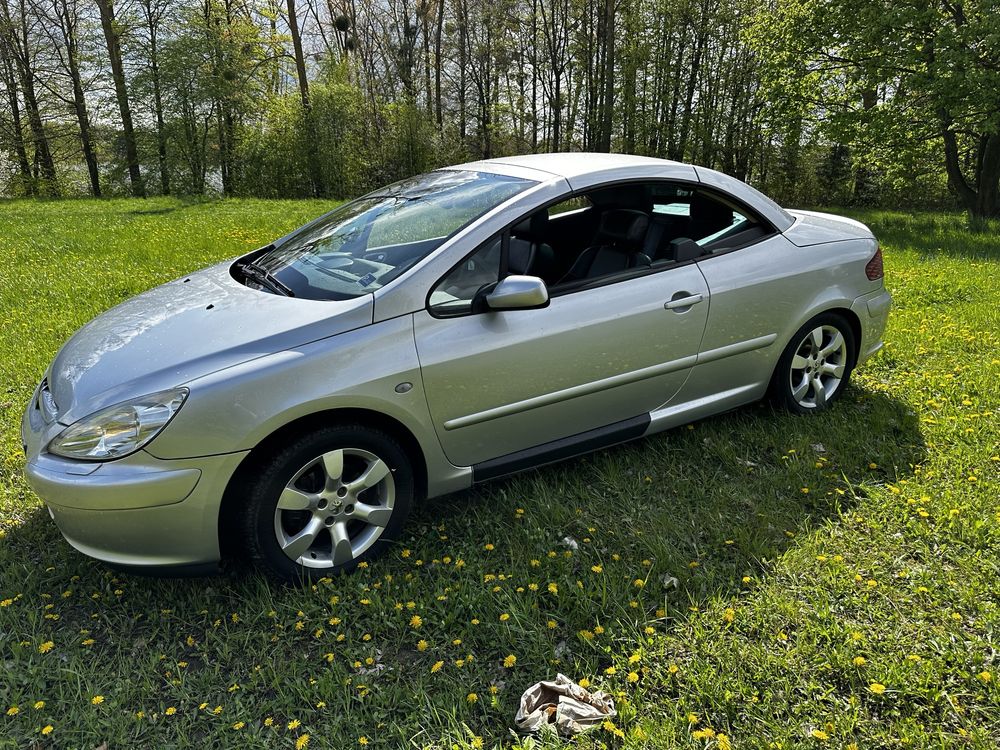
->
485;275;550;311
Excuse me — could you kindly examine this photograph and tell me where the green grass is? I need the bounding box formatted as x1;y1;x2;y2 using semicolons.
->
1;200;998;748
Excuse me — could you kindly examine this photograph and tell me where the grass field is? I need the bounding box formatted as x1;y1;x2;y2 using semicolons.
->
0;199;998;749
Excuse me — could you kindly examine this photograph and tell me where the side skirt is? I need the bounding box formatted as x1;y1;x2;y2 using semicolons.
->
471;414;650;483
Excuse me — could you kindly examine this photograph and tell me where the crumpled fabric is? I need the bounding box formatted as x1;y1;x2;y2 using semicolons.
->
514;673;616;735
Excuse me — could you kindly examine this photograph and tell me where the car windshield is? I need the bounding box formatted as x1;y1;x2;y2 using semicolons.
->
242;170;534;300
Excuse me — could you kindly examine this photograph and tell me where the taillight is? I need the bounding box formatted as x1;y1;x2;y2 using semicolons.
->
865;245;884;281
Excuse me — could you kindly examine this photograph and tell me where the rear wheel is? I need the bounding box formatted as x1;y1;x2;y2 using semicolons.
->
771;313;856;413
243;425;413;583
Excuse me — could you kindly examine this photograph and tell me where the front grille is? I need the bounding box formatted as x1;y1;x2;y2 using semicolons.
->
38;378;59;423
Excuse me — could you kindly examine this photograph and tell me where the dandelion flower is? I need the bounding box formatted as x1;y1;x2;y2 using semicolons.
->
467;692;478;703
811;729;829;740
978;671;992;683
359;738;369;746
627;671;639;683
409;615;422;629
503;654;517;668
165;707;177;716
288;719;301;730
90;696;104;706
499;613;510;622
41;725;54;736
232;721;245;730
296;735;310;749
853;656;866;666
38;641;55;654
6;706;18;716
431;661;444;673
868;682;886;695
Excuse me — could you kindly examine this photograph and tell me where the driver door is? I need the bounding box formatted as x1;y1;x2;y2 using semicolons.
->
413;233;710;468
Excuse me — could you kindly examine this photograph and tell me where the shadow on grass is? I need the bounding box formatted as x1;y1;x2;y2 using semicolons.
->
844;209;1000;261
0;386;925;745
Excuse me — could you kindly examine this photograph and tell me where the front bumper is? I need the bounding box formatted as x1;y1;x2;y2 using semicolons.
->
22;397;247;569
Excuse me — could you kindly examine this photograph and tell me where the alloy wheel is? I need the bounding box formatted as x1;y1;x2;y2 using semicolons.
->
788;324;848;409
273;447;395;569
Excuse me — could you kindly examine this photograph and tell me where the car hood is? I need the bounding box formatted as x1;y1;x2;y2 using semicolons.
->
783;210;875;247
48;260;373;424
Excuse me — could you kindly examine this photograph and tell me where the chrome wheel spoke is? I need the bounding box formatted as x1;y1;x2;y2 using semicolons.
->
791;354;809;370
791;376;810;401
281;516;324;560
811;375;827;407
321;449;344;486
820;331;844;358
330;521;354;565
353;502;392;527
347;458;390;492
277;486;314;511
810;327;824;350
821;361;845;378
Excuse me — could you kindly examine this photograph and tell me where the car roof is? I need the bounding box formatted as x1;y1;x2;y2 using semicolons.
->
448;152;683;180
445;152;794;232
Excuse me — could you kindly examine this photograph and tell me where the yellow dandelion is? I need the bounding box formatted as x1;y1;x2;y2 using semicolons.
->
467;692;478;703
431;661;444;673
853;656;866;666
416;639;428;651
627;671;639;683
359;738;369;746
811;729;829;740
165;707;177;716
6;706;18;716
472;738;484;749
33;701;45;710
90;696;104;706
718;734;731;750
723;608;735;623
547;583;558;594
503;654;517;668
296;735;310;749
41;725;54;736
591;564;603;573
232;721;245;730
288;719;301;730
978;671;992;683
499;613;510;622
868;682;886;695
409;614;422;629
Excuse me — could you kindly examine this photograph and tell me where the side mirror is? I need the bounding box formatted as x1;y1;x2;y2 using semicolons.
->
485;275;550;311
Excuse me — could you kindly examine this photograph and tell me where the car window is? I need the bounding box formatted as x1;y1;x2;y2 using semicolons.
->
244;170;533;301
428;237;502;316
548;196;592;218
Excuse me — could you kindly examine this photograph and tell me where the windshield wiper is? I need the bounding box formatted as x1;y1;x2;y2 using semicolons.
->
241;261;294;297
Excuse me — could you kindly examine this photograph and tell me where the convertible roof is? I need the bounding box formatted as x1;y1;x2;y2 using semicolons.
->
446;153;794;232
450;152;683;181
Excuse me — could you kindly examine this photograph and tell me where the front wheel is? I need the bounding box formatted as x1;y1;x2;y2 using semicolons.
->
770;313;856;413
242;425;414;583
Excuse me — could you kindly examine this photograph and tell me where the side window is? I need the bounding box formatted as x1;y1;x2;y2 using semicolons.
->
548;195;592;218
428;237;501;316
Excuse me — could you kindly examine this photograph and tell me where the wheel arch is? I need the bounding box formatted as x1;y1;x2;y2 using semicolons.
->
768;305;863;390
217;408;428;560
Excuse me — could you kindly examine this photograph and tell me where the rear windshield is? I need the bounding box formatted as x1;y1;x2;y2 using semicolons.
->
242;170;534;300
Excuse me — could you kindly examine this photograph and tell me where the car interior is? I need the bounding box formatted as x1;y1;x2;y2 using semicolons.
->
505;182;774;291
429;180;777;314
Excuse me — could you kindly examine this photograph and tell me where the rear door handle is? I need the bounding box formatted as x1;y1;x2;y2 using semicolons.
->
664;293;704;310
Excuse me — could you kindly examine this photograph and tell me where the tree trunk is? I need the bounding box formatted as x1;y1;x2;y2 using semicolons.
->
286;0;325;196
0;32;30;192
59;0;100;196
597;0;614;151
95;0;145;197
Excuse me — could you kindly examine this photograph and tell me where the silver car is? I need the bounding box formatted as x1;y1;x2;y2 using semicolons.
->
21;153;890;582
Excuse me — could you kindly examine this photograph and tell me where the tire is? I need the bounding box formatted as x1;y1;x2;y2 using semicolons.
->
770;313;856;414
242;424;414;583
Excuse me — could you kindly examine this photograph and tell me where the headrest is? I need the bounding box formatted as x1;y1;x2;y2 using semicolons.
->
512;210;548;239
690;193;734;228
507;238;535;275
597;209;649;247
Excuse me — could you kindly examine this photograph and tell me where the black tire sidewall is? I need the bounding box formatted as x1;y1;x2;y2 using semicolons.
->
771;313;857;414
243;424;414;583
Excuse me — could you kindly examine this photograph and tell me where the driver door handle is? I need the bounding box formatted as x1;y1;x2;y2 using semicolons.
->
664;293;704;310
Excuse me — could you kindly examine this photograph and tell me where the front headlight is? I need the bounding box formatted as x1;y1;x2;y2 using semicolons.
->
48;388;188;461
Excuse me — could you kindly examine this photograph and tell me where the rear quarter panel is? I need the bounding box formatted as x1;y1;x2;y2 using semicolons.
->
680;232;882;405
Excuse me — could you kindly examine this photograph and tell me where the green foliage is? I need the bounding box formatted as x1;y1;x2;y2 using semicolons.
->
0;201;998;747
